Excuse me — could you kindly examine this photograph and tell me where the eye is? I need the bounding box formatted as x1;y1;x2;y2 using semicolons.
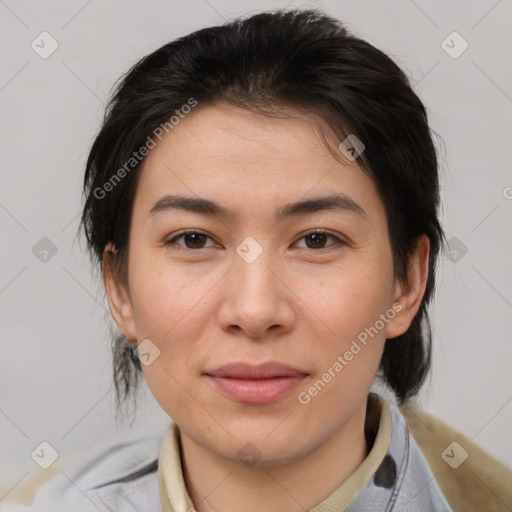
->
165;230;217;250
295;230;344;250
165;229;345;252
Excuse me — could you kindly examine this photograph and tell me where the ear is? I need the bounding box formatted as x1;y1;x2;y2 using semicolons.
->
103;243;137;343
385;235;430;339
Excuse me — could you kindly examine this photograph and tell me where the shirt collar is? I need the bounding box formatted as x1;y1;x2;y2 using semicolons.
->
158;394;391;512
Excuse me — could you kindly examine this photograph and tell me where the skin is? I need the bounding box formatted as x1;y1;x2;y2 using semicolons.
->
104;102;429;512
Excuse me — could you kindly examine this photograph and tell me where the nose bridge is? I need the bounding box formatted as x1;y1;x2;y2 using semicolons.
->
233;244;278;306
220;240;292;337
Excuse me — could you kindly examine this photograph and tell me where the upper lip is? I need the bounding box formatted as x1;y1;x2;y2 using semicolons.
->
205;362;308;379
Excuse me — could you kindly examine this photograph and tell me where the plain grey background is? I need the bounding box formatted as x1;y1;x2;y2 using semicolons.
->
1;0;511;496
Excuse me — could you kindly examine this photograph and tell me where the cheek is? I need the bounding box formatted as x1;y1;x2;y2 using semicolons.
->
127;257;225;385
295;253;394;390
301;257;394;342
129;258;209;338
296;279;390;418
129;263;215;418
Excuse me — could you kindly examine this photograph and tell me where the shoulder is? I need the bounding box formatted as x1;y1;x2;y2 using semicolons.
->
1;428;167;512
378;400;453;511
401;405;512;512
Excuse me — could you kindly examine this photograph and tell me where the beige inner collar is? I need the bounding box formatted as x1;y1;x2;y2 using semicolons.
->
158;395;391;512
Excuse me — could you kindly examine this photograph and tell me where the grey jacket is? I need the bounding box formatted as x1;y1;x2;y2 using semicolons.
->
1;401;452;511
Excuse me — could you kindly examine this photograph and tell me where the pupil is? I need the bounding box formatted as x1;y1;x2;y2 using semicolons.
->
186;234;205;248
307;233;326;248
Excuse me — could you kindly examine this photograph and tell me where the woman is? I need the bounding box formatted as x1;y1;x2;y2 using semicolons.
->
6;8;507;512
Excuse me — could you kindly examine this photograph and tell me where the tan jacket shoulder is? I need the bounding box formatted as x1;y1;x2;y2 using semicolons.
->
401;405;512;512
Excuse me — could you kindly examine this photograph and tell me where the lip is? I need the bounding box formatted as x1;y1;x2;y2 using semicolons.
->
204;362;308;405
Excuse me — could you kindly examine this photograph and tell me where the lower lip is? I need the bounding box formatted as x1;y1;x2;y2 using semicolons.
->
207;375;306;404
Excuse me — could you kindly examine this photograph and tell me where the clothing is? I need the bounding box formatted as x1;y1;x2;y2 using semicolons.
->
1;396;452;511
400;405;512;512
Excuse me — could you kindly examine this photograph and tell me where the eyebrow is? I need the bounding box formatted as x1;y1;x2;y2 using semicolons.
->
149;193;367;221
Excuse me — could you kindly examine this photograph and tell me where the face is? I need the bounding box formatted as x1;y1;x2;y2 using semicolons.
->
105;102;425;467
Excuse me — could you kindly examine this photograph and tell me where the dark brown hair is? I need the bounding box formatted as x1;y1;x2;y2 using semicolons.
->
80;9;445;418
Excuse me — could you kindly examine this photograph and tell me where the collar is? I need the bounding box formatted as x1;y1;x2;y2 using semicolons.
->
158;394;450;511
158;394;390;512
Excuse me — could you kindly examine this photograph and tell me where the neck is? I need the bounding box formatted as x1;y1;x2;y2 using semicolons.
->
180;399;375;512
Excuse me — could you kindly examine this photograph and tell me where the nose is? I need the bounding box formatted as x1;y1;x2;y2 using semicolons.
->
216;251;296;340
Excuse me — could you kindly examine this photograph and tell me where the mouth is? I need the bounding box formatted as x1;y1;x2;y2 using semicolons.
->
204;362;308;405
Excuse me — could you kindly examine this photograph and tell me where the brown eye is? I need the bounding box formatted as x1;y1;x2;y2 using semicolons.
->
296;231;343;250
166;231;214;249
182;233;207;248
305;233;328;249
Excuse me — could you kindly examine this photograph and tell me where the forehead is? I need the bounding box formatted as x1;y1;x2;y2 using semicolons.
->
134;103;385;223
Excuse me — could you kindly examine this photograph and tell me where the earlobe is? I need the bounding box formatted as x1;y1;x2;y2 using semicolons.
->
385;235;430;340
103;243;137;343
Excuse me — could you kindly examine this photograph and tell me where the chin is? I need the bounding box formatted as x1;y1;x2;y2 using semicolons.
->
214;425;313;468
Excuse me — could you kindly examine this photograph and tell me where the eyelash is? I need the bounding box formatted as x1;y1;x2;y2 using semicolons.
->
165;229;345;252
